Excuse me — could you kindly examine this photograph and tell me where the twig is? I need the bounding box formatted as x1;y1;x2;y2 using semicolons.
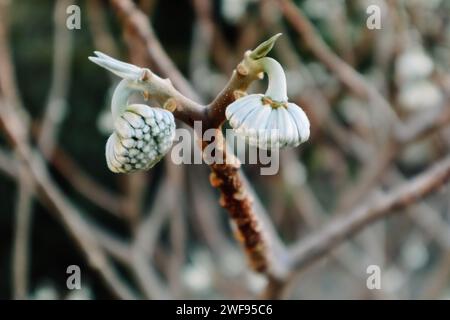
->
188;156;235;258
86;0;119;59
0;147;16;177
289;155;450;272
38;0;73;157
166;160;186;297
131;176;172;299
0;98;138;299
50;147;124;217
276;0;397;130
191;0;235;74
0;2;26;113
207;132;269;273
108;0;287;278
109;0;202;102
0;2;33;299
12;164;33;299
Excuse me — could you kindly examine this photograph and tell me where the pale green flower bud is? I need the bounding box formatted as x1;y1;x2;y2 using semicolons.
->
105;104;175;173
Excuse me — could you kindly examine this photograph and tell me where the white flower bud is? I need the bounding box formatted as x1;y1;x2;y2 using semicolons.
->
105;104;175;173
395;48;434;84
226;94;310;149
90;52;178;173
398;80;443;112
226;55;310;149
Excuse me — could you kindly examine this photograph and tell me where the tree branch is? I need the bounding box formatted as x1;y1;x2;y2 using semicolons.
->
108;0;286;278
289;155;450;272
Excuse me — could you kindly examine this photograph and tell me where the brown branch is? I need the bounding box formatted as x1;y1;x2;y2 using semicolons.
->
0;2;33;299
289;155;450;272
86;0;120;59
51;147;124;217
276;0;397;126
166;160;186;297
109;0;201;102
207;132;269;273
108;0;285;278
12;164;33;299
0;3;26;112
191;0;235;74
38;0;73;158
0;0;172;298
337;101;450;213
131;176;172;299
0;147;16;177
205;54;263;129
12;1;72;298
0;102;138;299
188;165;235;256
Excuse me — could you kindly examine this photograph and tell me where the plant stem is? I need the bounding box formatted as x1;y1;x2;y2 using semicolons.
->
260;57;288;102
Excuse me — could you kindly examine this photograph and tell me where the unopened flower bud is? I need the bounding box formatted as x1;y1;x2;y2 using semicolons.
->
226;45;310;150
226;94;309;149
106;104;175;173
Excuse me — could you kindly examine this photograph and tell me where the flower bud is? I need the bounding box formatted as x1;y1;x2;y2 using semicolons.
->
106;104;175;173
395;48;434;85
226;48;310;150
226;94;310;149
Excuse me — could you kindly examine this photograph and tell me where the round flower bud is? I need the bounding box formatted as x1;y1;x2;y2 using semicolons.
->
105;104;175;173
398;80;443;112
395;48;434;85
225;94;310;149
226;53;310;150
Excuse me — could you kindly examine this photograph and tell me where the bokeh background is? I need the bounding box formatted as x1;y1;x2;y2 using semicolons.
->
1;0;450;299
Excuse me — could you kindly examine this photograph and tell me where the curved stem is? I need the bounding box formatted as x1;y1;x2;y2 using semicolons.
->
111;79;133;121
111;79;148;121
260;57;288;102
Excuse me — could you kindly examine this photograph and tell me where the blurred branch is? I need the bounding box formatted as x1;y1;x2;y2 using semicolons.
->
109;0;202;102
289;155;450;272
0;148;16;177
51;147;124;217
0;2;26;113
0;2;33;299
276;0;397;128
265;155;450;298
131;176;172;299
0;4;137;295
337;100;450;213
12;165;33;299
38;0;73;158
0;99;138;299
87;0;119;59
167;160;186;297
191;0;234;74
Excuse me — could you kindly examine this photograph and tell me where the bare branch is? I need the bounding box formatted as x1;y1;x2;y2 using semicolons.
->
290;155;450;272
109;0;202;102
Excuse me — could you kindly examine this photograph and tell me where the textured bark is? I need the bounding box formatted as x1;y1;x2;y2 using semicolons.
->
205;132;269;273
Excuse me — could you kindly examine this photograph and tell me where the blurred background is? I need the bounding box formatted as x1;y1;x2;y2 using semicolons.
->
0;0;450;299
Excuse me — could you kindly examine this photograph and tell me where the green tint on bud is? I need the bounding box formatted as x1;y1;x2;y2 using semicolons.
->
106;104;175;173
227;33;310;149
249;33;282;60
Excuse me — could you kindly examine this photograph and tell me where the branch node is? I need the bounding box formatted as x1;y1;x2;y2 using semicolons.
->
233;90;247;100
163;97;177;112
236;63;249;76
209;172;223;188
